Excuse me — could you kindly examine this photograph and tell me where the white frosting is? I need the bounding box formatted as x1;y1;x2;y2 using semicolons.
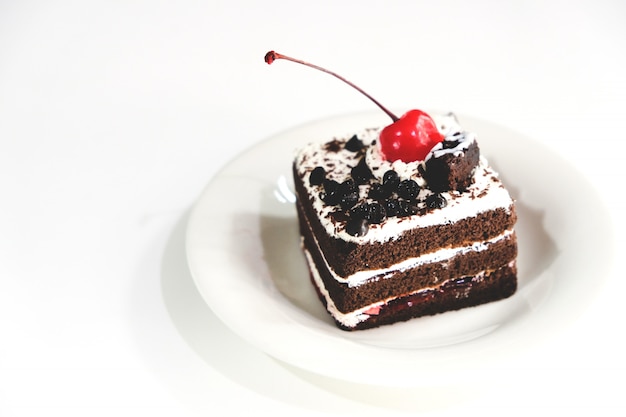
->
294;114;514;244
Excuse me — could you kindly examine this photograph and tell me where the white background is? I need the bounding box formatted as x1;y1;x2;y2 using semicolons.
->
1;1;625;415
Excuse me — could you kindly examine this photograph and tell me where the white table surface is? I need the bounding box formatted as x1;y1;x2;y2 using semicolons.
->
1;1;625;416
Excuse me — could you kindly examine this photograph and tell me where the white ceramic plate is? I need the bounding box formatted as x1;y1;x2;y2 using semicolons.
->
186;111;614;386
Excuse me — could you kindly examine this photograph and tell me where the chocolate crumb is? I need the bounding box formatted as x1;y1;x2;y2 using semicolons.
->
324;139;343;152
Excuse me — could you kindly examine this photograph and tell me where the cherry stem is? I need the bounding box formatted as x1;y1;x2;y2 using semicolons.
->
264;51;399;122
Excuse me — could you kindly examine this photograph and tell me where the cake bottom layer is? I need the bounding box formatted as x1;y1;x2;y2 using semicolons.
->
305;243;517;330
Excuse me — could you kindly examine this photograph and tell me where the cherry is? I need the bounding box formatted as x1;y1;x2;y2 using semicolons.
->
379;109;443;162
264;50;443;162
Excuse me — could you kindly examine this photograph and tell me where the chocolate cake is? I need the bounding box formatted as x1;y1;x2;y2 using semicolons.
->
293;112;517;331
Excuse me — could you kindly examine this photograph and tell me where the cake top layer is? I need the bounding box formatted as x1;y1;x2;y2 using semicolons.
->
294;113;514;244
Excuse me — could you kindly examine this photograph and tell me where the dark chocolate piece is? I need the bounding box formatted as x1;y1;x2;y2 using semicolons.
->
424;139;480;192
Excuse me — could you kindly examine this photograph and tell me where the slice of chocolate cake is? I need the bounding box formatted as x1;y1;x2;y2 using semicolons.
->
293;112;517;331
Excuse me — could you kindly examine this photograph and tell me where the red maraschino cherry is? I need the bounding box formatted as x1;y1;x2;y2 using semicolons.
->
264;50;443;163
379;109;443;162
